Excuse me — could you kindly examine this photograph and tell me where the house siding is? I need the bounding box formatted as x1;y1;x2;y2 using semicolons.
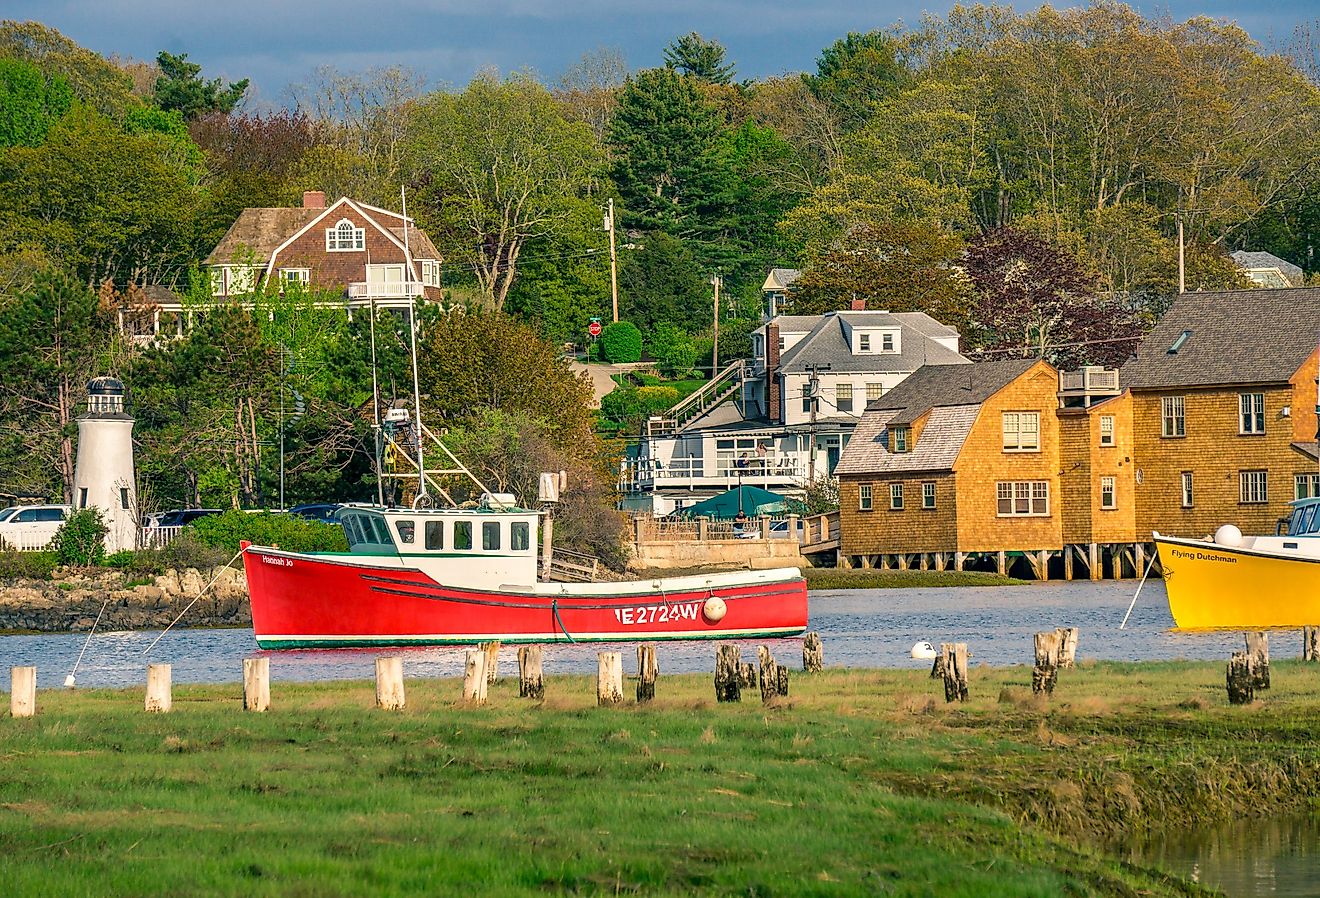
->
1059;393;1137;544
838;475;957;554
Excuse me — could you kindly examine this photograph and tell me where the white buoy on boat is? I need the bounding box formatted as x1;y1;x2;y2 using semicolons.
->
1214;524;1243;548
910;641;936;660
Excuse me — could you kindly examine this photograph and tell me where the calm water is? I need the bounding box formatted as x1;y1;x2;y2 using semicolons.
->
0;579;1275;688
1126;816;1320;898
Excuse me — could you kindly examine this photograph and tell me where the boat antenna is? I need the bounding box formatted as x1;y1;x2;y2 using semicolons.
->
402;185;429;508
369;292;385;507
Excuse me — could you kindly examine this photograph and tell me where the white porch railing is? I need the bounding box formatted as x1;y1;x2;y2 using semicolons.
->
618;457;808;491
0;532;58;552
347;282;426;299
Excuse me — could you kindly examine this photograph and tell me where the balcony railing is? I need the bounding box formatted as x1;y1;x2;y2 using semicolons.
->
1060;366;1119;394
347;282;426;299
618;457;808;491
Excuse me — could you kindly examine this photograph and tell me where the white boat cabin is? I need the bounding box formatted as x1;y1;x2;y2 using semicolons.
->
340;506;541;589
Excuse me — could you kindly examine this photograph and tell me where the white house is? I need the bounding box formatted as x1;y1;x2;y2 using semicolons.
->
619;307;971;515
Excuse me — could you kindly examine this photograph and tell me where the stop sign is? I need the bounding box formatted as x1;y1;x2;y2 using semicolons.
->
588;320;602;337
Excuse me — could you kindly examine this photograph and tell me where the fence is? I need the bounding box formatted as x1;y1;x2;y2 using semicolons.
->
138;526;184;550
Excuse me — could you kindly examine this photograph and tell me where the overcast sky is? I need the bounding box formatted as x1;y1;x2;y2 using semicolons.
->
8;1;1318;107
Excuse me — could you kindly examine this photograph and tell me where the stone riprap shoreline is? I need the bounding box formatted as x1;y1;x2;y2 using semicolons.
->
0;567;250;632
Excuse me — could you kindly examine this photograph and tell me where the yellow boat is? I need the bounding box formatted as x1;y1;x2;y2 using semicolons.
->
1154;497;1320;630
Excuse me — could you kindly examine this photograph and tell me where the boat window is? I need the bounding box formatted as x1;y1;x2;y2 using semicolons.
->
1289;507;1306;536
343;514;368;548
394;519;415;544
482;521;501;551
1306;505;1320;534
511;521;530;551
425;520;444;550
370;516;394;546
454;520;472;550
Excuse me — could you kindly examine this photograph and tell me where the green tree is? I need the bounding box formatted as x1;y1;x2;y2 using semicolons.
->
600;321;642;363
0;57;72;147
0;21;139;118
617;231;711;333
663;33;736;84
153;51;248;120
805;31;910;131
406;72;605;309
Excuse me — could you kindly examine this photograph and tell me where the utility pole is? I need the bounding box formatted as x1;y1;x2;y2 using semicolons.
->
710;273;722;375
1177;216;1185;294
804;363;831;482
606;198;619;323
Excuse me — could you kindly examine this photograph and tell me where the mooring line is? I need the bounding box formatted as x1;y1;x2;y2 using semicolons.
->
65;594;112;687
1119;549;1159;630
142;547;245;656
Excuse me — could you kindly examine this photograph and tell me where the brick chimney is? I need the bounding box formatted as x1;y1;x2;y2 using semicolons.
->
850;296;866;311
766;322;782;424
303;190;326;209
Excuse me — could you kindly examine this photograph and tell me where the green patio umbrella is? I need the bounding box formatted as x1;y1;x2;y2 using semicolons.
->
681;485;790;519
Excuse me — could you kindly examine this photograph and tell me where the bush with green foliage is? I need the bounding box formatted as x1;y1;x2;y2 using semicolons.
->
599;385;680;430
50;508;108;567
189;510;348;555
600;321;642;363
649;324;700;377
0;550;57;580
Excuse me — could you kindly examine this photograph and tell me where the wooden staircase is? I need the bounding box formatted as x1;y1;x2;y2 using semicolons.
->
646;360;750;437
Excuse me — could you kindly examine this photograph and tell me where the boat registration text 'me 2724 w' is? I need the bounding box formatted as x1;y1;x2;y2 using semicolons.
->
1154;495;1320;630
241;504;808;649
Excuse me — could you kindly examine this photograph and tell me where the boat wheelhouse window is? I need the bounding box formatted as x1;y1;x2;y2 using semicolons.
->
482;521;501;551
425;520;444;550
343;514;369;547
394;519;415;544
453;520;472;550
1304;505;1320;534
511;521;530;551
367;515;393;546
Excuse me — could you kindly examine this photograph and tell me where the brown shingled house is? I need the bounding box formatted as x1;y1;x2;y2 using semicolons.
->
206;191;443;310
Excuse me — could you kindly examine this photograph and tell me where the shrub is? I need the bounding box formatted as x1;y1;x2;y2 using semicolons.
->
650;324;699;377
189;510;348;555
50;508;108;568
599;385;680;428
0;550;57;580
600;321;642;363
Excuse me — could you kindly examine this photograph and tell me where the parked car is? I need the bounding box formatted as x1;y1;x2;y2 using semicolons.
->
155;508;223;528
0;504;72;550
288;503;342;523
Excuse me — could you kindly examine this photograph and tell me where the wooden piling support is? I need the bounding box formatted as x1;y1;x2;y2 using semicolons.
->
738;661;757;689
1305;627;1319;662
776;665;789;697
145;663;172;713
756;646;780;704
1063;547;1074;581
1055;627;1079;668
1227;651;1255;705
597;651;623;705
996;551;1007;576
954;551;965;572
802;632;823;672
10;666;35;719
463;650;488;705
1088;543;1100;581
374;657;405;710
940;643;968;703
242;657;270;712
517;645;544;700
1032;631;1062;695
1245;632;1270;690
480;640;500;684
636;644;657;703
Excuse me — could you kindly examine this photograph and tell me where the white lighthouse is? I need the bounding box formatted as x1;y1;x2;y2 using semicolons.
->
71;377;137;553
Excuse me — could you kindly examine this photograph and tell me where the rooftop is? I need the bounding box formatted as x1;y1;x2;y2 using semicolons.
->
777;311;968;375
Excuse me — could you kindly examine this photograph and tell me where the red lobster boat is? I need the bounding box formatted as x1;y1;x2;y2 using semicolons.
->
242;503;807;648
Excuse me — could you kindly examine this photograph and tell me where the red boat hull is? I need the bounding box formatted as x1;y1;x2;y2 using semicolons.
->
242;547;809;648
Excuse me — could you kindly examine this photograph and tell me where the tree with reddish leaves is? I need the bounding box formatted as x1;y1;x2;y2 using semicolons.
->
963;228;1140;368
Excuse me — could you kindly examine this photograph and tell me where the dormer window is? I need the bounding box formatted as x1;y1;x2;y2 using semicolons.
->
859;334;871;352
881;332;895;352
326;219;365;252
892;426;909;453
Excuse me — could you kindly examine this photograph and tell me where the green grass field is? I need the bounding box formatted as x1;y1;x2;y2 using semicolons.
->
802;568;1027;589
4;660;1318;896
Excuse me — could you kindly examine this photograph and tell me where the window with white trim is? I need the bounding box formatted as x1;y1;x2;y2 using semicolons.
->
836;382;853;413
1296;473;1320;500
1099;415;1114;446
1100;476;1116;509
866;382;884;403
326;219;365;251
889;482;904;510
892;426;909;453
1161;396;1185;437
858;484;873;511
921;481;936;509
1002;412;1040;452
281;268;310;285
420;259;441;288
996;480;1050;516
859;333;871;352
881;331;896;352
1239;469;1268;504
1181;472;1194;508
1239;392;1265;434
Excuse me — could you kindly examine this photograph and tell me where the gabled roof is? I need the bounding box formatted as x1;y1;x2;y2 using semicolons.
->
777;311;968;375
206;208;319;265
1232;250;1304;287
1121;288;1320;389
762;268;802;291
757;314;821;336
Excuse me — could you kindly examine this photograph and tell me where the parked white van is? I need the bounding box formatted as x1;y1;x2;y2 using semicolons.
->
0;505;72;550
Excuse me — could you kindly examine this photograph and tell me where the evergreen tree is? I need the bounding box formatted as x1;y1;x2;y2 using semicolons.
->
663;33;735;84
153;51;248;120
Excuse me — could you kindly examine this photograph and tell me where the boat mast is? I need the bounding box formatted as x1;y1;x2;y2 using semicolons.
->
402;186;429;507
369;292;385;506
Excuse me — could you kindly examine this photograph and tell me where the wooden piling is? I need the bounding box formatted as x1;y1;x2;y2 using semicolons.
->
757;646;778;703
802;632;823;673
10;666;35;719
242;657;270;712
463;650;488;705
374;657;405;710
1245;632;1270;690
636;644;657;703
1305;627;1319;662
1032;631;1062;695
517;645;544;700
597;652;623;706
1055;627;1079;669
480;640;501;684
940;643;968;703
738;661;757;689
715;644;741;703
776;665;789;697
145;663;172;713
1227;651;1255;705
